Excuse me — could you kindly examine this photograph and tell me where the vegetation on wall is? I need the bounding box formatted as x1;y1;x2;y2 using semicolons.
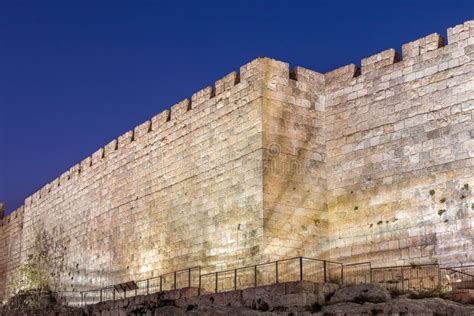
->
5;224;69;300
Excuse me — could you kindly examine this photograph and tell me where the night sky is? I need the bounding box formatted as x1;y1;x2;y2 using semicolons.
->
1;0;473;214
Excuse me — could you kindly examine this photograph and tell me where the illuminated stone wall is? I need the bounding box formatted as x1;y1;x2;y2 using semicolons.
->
0;19;473;303
325;21;474;266
0;206;23;300
2;59;273;298
261;64;329;260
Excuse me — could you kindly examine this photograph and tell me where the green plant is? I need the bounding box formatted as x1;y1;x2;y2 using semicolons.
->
354;206;359;210
463;183;469;190
429;189;435;196
439;198;446;203
6;256;49;296
5;226;69;300
438;209;446;216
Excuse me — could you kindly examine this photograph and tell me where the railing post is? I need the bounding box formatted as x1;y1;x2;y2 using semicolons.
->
300;257;303;281
438;266;442;288
174;271;177;290
113;288;115;301
276;261;279;283
254;265;258;287
188;268;191;288
215;272;218;293
369;265;373;283
80;291;84;307
341;264;344;284
198;269;202;296
234;269;237;291
100;289;102;302
401;267;405;292
146;279;149;295
124;289;127;299
160;275;163;292
323;260;327;283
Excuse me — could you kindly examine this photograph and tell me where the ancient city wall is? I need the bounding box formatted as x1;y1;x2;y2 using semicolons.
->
325;21;474;266
1;58;282;301
260;62;329;261
0;19;473;303
0;206;24;301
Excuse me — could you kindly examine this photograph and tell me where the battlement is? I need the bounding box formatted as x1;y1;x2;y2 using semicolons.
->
0;205;23;228
18;57;330;210
14;19;474;213
324;20;473;87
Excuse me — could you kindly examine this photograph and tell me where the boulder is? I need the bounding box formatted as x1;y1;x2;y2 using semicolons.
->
323;297;474;316
417;297;474;315
329;283;391;304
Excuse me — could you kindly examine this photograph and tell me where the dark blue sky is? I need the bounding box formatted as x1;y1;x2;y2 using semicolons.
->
1;0;472;214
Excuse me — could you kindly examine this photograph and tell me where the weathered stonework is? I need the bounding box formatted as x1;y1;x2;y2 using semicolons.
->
1;20;473;303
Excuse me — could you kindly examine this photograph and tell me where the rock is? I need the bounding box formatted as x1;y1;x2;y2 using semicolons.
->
417;297;474;315
185;305;274;315
319;282;339;302
323;297;474;316
329;283;391;304
323;302;378;315
153;306;186;316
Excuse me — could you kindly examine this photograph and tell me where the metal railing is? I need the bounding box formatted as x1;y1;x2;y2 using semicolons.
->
343;263;440;292
440;265;474;291
342;262;372;284
53;258;474;307
56;266;200;307
199;257;343;294
370;264;440;292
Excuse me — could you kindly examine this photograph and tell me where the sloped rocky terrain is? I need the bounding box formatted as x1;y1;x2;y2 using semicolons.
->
2;282;474;315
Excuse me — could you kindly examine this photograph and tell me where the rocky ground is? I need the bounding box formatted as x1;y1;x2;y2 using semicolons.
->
135;284;474;316
2;283;474;315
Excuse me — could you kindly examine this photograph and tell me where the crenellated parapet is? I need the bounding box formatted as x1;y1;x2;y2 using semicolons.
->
12;19;474;226
324;20;474;91
0;205;23;228
16;57;330;214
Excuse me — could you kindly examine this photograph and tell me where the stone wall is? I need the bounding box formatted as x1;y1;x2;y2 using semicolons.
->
3;58;280;301
0;207;24;300
325;21;474;266
0;19;473;303
261;62;329;260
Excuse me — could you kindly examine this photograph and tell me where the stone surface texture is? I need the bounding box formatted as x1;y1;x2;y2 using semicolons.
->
3;281;474;316
1;20;474;302
329;283;391;304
